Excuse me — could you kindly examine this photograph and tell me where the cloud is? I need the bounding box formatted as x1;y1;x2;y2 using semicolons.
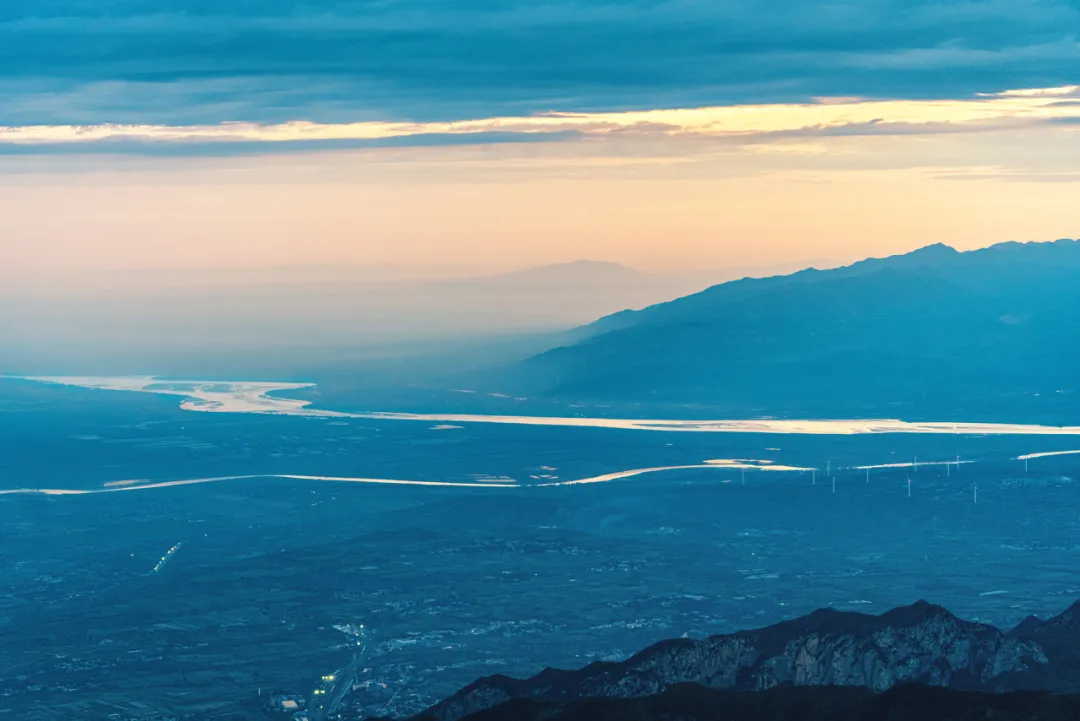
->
2;86;1077;156
0;1;1078;124
934;168;1080;183
0;131;581;157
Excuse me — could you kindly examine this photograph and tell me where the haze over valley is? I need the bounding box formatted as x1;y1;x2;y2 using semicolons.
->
1;258;829;376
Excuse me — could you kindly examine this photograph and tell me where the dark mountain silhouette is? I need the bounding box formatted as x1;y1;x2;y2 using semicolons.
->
506;239;1080;418
426;684;1080;721
415;599;1080;721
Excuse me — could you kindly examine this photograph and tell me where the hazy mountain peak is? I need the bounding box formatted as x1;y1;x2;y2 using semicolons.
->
482;260;643;284
904;241;956;256
827;242;960;277
882;241;959;262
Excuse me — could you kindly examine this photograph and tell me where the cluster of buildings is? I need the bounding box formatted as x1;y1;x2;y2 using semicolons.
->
267;693;308;720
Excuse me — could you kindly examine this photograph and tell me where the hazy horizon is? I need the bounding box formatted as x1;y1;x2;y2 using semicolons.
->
3;237;1073;378
0;254;838;288
0;252;835;373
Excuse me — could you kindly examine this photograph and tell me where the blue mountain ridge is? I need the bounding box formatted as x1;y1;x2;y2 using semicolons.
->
505;239;1080;420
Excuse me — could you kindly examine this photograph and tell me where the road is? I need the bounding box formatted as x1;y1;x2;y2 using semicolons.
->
310;647;367;721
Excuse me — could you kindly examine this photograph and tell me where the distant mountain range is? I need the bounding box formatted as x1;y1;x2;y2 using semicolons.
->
0;258;823;375
410;598;1080;721
505;239;1080;419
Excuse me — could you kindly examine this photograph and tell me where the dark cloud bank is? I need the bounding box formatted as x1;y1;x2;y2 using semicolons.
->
1;0;1078;125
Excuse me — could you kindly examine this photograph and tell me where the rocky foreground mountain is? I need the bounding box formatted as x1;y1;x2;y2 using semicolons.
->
428;684;1080;721
414;599;1080;721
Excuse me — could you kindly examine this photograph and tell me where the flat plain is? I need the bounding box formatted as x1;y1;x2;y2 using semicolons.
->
4;378;1080;719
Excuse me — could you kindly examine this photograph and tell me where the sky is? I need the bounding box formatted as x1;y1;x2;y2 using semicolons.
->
2;0;1079;277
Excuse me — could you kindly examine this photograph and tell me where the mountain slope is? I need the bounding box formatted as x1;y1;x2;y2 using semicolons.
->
508;239;1080;417
583;242;960;337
